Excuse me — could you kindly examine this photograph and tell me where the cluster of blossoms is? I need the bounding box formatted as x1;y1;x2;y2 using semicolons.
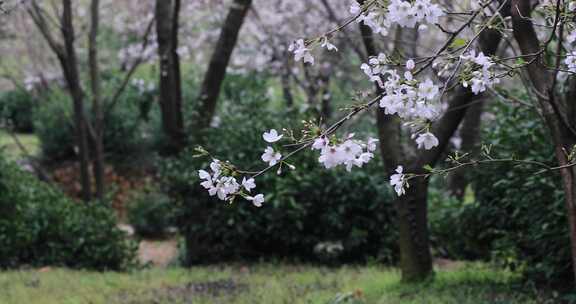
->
460;51;500;95
288;0;444;65
312;135;379;171
198;160;265;207
199;127;382;205
288;36;338;66
362;54;441;150
389;166;407;196
350;0;444;36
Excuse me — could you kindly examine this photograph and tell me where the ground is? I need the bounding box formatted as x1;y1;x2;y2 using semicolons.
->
0;263;542;304
0;130;39;161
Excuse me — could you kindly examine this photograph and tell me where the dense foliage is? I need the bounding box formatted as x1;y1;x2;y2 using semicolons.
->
431;102;570;286
0;89;36;133
32;83;160;162
127;189;176;238
161;78;398;265
0;155;137;270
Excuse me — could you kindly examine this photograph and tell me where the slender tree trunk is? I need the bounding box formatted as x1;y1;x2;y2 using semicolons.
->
156;0;184;155
61;0;92;202
448;100;484;200
28;0;93;201
89;0;105;201
281;52;294;108
193;0;252;136
319;65;332;120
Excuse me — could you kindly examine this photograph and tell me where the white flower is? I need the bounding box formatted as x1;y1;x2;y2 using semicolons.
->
246;194;265;207
263;129;283;143
340;140;363;160
415;132;439;150
321;37;338;52
262;146;282;166
350;2;361;14
319;145;344;169
242;177;256;192
461;51;498;95
210;161;221;176
289;39;314;65
367;137;379;152
353;152;374;169
406;59;415;70
312;137;328;150
198;170;211;180
390;166;406;196
418;79;439;100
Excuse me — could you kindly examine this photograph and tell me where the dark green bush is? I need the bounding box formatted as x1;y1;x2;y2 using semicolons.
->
0;89;36;132
127;190;176;238
0;155;137;270
33;84;159;162
161;80;397;265
430;103;569;286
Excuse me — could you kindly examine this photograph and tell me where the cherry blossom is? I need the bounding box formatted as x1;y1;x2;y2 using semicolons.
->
263;129;284;143
460;51;500;95
242;177;256;192
246;194;265;207
415;132;439;150
390;166;407;196
289;39;314;65
262;147;282;166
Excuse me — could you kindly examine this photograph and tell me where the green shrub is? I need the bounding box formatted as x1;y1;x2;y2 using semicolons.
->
127;190;176;238
33;84;159;162
430;102;570;287
161;83;397;265
32;89;75;160
0;89;36;132
0;155;137;270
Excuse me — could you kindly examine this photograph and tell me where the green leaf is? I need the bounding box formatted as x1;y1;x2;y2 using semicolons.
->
450;38;467;49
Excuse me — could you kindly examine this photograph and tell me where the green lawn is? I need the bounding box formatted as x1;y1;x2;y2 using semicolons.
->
0;131;39;160
0;263;540;304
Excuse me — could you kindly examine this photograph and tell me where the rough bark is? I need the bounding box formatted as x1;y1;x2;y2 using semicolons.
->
89;0;105;201
156;0;184;155
193;0;252;136
511;0;576;284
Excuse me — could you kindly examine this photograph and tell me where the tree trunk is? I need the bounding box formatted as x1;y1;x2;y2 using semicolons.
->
29;0;93;202
193;0;252;136
397;179;433;281
358;4;502;281
448;100;484;200
156;0;184;155
511;0;576;283
61;0;92;202
89;0;105;202
280;59;294;108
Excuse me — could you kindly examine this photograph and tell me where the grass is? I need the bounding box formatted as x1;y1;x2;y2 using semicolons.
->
0;263;539;304
0;131;39;160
